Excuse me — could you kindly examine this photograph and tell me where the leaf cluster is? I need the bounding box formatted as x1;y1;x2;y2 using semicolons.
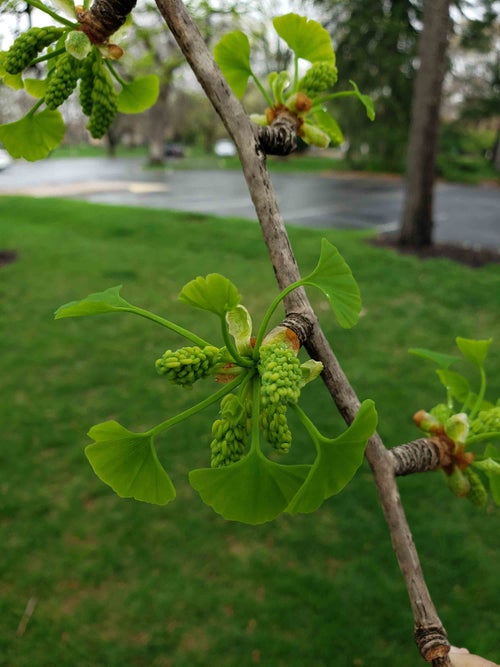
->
0;0;159;160
411;338;500;506
55;240;377;524
213;13;375;149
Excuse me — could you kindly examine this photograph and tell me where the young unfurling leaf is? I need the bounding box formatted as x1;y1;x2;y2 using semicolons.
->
179;273;241;317
55;285;132;318
273;13;335;64
213;30;253;98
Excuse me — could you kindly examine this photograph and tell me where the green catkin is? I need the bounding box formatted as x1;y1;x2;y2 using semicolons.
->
79;49;98;116
470;406;500;435
464;467;488;507
45;52;82;110
258;342;302;453
210;394;251;467
298;61;338;97
4;27;65;74
86;60;118;139
155;345;220;388
260;403;292;454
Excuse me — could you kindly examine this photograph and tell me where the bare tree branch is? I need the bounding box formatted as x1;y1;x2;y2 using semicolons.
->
391;438;451;476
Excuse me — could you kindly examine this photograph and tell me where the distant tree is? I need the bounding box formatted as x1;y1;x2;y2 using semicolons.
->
451;13;500;170
118;0;244;164
315;0;420;171
399;0;451;247
400;0;499;247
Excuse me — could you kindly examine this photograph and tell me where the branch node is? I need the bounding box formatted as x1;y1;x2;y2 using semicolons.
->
415;625;450;662
391;437;452;476
78;0;138;45
281;312;314;346
257;116;297;156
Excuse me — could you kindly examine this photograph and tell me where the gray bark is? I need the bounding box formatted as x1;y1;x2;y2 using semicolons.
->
147;84;171;166
399;0;452;247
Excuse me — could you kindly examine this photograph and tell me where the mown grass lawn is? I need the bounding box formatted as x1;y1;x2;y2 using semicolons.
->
1;196;499;667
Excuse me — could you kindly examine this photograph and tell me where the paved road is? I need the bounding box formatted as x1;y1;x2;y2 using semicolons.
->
1;157;498;249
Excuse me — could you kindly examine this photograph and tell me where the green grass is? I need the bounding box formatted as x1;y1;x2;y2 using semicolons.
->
1;196;499;667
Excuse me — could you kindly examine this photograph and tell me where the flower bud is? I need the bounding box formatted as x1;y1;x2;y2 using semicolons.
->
444;413;469;446
300;122;330;148
105;43;124;60
447;467;470;498
464;467;488;507
413;410;442;433
286;92;313;114
65;30;92;60
250;113;268;127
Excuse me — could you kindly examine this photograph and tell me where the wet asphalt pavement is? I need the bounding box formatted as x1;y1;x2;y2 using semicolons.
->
0;157;498;249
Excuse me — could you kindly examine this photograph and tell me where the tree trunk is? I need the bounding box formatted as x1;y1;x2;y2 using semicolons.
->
147;83;170;166
493;127;500;172
399;0;451;247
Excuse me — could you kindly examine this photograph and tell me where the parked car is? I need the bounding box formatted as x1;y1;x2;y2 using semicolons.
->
0;148;13;171
165;143;185;158
214;138;236;158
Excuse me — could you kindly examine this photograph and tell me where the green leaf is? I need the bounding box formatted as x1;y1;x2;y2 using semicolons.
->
3;72;24;90
456;337;492;369
300;122;330;148
474;446;500;505
117;75;160;114
300;238;361;328
55;285;132;319
65;30;92;60
189;451;309;524
0;108;65;161
484;443;500;460
179;274;241;317
436;369;471;403
24;78;48;98
485;445;500;504
409;348;460;369
287;400;377;515
226;305;253;355
474;458;500;475
86;421;176;505
273;14;335;64
51;0;76;18
349;80;375;121
269;70;290;104
313;109;344;146
468;394;494;413
300;359;324;386
214;30;253;98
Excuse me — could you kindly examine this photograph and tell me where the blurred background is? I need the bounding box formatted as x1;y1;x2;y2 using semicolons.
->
1;1;500;666
0;0;499;182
